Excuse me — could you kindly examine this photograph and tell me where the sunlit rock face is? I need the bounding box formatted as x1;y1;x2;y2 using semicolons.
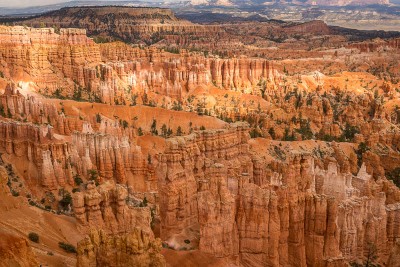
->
76;228;166;267
0;25;280;105
0;7;399;266
157;123;400;266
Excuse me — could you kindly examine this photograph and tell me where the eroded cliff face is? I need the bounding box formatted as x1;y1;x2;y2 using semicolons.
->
76;228;166;267
157;123;251;255
347;38;400;52
0;83;159;192
73;181;153;234
0;23;399;267
0;231;39;267
388;238;400;267
0;165;38;267
0;26;100;89
15;7;221;44
157;123;400;266
2;84;397;266
0;25;278;105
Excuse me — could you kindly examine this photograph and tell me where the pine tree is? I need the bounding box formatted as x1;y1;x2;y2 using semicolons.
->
151;119;158;135
161;124;168;137
176;126;183;136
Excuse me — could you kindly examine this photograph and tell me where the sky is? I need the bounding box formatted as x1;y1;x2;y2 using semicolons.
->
0;0;68;7
0;0;170;8
0;0;397;8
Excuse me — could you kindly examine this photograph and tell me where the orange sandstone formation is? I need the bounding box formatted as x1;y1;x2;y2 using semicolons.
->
76;228;166;267
73;181;152;233
0;25;278;104
0;20;398;267
0;231;38;267
157;124;400;266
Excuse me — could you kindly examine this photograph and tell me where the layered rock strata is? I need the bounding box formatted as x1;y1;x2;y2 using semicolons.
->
0;26;278;104
76;228;166;267
73;181;152;234
0;232;38;267
0;166;39;267
157;123;400;266
348;38;400;52
0;84;155;190
16;7;221;43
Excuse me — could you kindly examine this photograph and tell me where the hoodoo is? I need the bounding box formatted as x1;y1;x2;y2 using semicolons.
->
0;4;399;267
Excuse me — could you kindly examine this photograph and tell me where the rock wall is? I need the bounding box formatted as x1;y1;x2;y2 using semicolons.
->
0;119;73;188
0;26;278;104
100;44;278;101
347;38;400;52
284;20;331;35
76;228;166;267
0;120;155;190
11;7;222;43
275;91;400;157
0;25;100;89
0;232;38;267
0;84;156;190
157;122;400;266
0;22;398;267
0;165;39;267
73;181;152;234
388;238;400;267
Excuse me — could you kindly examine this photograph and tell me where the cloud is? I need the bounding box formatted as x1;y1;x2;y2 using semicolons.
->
0;0;182;8
0;0;68;7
